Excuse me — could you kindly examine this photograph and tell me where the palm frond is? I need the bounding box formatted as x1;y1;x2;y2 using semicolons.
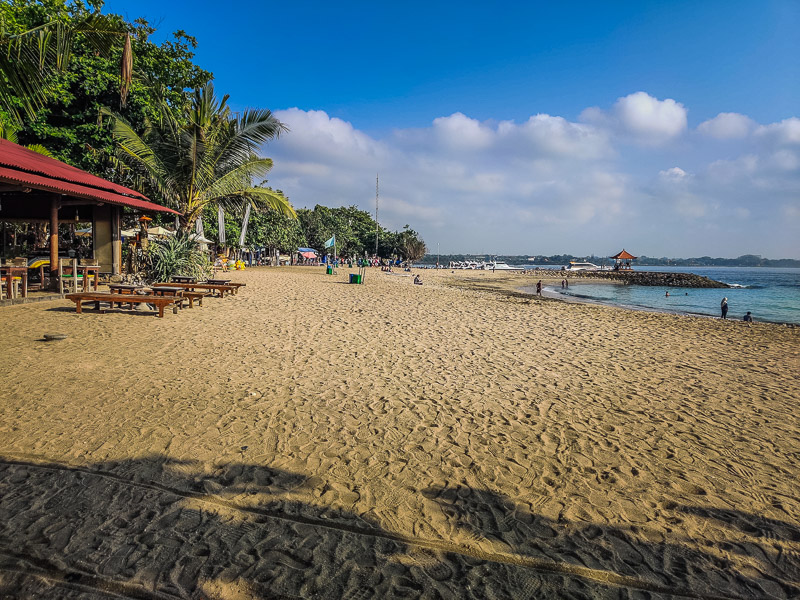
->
24;143;53;157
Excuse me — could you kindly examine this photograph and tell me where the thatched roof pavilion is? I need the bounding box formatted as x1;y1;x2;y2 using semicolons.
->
610;249;637;270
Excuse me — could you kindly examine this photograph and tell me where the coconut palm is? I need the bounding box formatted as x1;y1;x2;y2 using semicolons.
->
101;83;294;231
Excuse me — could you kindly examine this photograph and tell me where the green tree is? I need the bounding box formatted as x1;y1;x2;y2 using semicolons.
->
102;82;294;232
1;0;129;127
7;8;210;174
297;204;391;257
397;225;427;263
246;206;306;255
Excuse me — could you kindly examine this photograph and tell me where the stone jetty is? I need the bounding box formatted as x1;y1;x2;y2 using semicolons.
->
526;269;729;288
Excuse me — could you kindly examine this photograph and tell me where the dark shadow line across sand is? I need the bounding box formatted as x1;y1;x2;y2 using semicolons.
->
2;454;798;599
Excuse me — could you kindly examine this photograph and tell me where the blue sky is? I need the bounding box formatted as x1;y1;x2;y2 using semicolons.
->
104;0;800;257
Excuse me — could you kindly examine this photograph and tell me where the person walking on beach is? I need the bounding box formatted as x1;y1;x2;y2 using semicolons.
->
721;297;728;319
536;280;542;296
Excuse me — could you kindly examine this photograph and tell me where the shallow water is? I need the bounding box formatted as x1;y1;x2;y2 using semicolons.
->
534;266;800;324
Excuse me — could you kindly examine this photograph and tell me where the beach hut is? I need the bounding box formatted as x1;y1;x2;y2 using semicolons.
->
298;247;319;265
0;139;178;290
611;249;637;271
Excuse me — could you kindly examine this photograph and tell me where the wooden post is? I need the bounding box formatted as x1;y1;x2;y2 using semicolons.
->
49;195;59;289
111;205;121;275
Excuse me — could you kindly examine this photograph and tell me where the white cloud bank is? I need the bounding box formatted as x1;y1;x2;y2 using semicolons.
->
264;94;799;257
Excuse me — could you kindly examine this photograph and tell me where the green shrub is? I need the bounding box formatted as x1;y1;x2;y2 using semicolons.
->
145;233;211;282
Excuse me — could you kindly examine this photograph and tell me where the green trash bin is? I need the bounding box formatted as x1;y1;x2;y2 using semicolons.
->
349;273;362;284
326;265;333;275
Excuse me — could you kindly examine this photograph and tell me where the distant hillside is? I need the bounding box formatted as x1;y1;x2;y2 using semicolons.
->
419;253;800;268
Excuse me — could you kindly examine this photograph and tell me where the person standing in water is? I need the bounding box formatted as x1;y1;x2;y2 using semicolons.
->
721;297;729;319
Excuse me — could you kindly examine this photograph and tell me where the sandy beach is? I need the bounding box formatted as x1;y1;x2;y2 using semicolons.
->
1;266;798;599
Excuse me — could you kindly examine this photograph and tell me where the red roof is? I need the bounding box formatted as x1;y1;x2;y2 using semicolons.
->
611;249;637;260
0;139;178;215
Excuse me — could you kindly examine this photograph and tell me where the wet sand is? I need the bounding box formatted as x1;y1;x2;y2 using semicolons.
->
1;266;798;598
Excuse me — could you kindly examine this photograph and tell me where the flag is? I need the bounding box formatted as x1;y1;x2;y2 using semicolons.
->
324;235;335;248
238;204;251;247
217;206;226;245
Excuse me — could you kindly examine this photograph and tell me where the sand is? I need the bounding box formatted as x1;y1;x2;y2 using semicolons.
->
0;266;798;599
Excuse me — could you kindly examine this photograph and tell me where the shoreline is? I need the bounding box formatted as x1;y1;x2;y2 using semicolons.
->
469;273;800;327
531;282;797;326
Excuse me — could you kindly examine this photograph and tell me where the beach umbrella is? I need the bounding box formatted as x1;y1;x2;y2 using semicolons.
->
120;228;138;237
75;227;92;237
146;226;175;238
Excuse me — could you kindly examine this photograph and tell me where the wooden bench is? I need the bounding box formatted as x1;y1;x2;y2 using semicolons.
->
108;284;205;309
152;282;236;298
150;286;209;309
206;279;245;294
65;293;179;318
180;290;206;308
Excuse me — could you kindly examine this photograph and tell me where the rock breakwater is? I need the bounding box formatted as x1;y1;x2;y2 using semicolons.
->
527;269;729;288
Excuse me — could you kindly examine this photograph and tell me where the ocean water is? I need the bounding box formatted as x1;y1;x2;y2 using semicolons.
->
531;266;799;325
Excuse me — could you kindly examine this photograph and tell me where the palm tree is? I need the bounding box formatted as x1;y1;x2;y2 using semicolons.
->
102;83;294;231
1;7;129;127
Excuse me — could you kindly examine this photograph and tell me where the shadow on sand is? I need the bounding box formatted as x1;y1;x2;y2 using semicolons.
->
1;455;798;599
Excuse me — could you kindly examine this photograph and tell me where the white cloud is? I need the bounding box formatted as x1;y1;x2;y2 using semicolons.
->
697;112;755;139
755;117;800;146
614;92;687;140
582;92;688;145
659;166;689;180
501;114;612;159
273;108;388;166
431;113;493;150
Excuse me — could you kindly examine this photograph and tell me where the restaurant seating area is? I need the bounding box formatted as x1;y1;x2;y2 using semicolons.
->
62;276;245;317
0;256;102;302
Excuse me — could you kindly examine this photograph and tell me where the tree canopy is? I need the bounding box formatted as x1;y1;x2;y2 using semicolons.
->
2;1;212;174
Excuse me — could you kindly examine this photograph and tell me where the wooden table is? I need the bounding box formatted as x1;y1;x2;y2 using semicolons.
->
171;276;197;284
152;282;236;298
107;284;146;294
1;266;28;299
206;279;245;294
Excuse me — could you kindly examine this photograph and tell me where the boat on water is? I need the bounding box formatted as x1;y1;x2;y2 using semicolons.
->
481;261;523;271
566;261;601;271
448;260;481;269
